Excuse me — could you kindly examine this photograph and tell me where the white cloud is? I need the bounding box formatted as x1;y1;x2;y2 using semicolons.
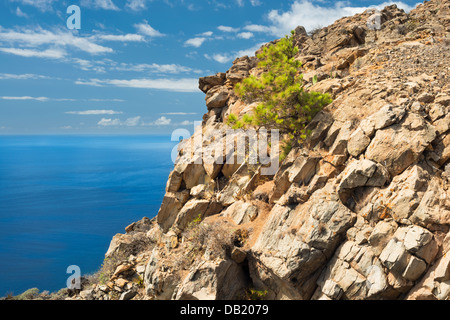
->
0;73;50;80
94;34;145;42
179;120;193;126
10;0;56;12
237;32;254;39
66;110;123;115
153;116;172;125
124;116;142;126
113;62;202;74
236;0;261;6
255;0;419;35
218;25;240;33
98;118;122;126
81;0;119;11
87;98;125;102
15;7;28;17
0;27;113;55
243;24;272;33
76;78;199;92
0;47;66;59
161;112;198;115
134;21;165;37
1;96;49;101
126;0;147;11
206;42;265;64
98;116;142;127
184;37;207;48
198;31;213;37
0;96;76;101
249;0;261;6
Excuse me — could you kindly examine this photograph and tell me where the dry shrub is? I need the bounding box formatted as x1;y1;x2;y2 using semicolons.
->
183;220;235;261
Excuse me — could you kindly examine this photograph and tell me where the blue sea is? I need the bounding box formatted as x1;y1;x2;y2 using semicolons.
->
0;135;177;296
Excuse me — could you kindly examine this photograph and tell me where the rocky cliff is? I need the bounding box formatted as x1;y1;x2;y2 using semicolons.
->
76;0;450;300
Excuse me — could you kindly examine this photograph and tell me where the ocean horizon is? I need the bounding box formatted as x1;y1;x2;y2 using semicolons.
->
0;135;177;296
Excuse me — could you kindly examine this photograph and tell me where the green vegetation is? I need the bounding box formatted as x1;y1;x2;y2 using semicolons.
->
227;31;332;156
247;288;268;300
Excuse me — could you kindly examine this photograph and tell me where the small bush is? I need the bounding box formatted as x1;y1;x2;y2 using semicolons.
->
15;288;40;300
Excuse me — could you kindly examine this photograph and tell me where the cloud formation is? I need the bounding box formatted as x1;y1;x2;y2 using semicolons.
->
76;78;199;92
66;110;123;115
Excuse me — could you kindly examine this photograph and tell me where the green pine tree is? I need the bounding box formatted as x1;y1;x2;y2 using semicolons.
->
228;31;332;148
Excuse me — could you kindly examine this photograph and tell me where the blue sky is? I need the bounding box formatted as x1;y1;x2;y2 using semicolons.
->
0;0;420;134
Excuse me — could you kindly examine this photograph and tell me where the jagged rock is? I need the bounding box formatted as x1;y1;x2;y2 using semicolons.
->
418;92;435;103
173;199;223;231
410;177;450;227
205;86;230;110
231;248;247;264
379;238;411;274
314;241;389;299
402;256;427;281
166;170;183;193
226;56;256;84
304;111;334;148
338;159;388;201
221;201;258;224
366;112;436;176
435;93;450;107
253;185;356;287
174;259;248;300
428;103;446;122
157;191;190;232
397;226;439;264
199;73;226;93
105;231;154;259
433;113;450;135
368;220;398;256
288;153;321;185
120;290;137;300
347;127;371;157
144;249;179;300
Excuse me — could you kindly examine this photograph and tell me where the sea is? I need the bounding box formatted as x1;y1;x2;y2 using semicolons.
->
0;135;177;297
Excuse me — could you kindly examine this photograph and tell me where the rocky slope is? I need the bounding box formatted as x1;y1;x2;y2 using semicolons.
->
74;0;450;300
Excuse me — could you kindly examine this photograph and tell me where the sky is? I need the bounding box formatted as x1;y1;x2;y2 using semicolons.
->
0;0;421;135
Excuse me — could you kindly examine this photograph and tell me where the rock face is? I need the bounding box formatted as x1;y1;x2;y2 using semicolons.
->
71;0;450;301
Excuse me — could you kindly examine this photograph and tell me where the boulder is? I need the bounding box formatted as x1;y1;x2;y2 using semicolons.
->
365;112;436;176
157;191;190;232
174;259;248;300
221;201;258;225
288;153;321;185
205;86;229;109
347;127;371;157
199;73;226;93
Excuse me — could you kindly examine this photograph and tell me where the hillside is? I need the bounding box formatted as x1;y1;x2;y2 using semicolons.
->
63;0;450;300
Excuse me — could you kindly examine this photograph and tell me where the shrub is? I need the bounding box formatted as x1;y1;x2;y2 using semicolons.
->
15;288;40;300
230;31;332;147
